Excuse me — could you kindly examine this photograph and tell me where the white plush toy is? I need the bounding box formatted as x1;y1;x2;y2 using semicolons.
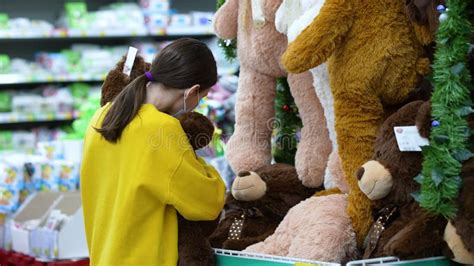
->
275;0;347;192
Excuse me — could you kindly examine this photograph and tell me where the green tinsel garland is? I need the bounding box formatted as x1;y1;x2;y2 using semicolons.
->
417;0;473;218
216;0;238;61
272;78;302;165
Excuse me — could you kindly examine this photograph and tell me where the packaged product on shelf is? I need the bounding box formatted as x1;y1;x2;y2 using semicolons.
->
12;95;42;114
169;14;193;28
0;91;11;112
39;162;59;192
140;0;170;13
12;132;36;153
30;209;70;258
69;83;92;109
23;155;48;193
134;42;159;63
54;160;80;192
2;18;53;38
37;141;64;160
80;47;126;76
0;54;10;73
64;2;88;30
0;158;23;213
35;52;69;75
53;89;75;113
191;12;214;27
144;13;169;32
91;3;147;35
61;140;83;163
0;132;13;151
0;13;7;29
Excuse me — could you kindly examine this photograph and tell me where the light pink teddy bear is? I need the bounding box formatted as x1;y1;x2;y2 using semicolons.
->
214;0;331;188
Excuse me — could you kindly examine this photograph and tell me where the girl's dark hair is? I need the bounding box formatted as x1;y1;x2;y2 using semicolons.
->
96;38;218;143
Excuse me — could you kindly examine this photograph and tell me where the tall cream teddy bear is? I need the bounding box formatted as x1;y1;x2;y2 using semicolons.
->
275;0;347;192
214;0;331;188
241;2;358;262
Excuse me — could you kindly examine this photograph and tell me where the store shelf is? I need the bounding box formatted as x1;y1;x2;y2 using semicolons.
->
0;27;215;42
0;67;237;87
0;111;78;130
0;73;105;87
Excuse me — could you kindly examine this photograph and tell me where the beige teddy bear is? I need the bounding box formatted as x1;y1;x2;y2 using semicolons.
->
214;0;331;188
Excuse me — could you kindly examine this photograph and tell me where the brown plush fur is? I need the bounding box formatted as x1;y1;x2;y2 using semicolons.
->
100;56;219;266
450;116;474;256
209;164;319;251
405;0;443;45
363;101;447;259
100;56;150;106
453;169;474;255
281;0;431;246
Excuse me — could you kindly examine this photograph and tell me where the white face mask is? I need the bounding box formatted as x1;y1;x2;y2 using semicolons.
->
172;89;200;117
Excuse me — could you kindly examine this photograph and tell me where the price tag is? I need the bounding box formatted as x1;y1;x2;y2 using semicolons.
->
123;46;138;76
394;126;429;152
251;0;266;28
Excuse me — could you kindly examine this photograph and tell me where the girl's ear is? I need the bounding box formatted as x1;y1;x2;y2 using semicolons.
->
185;84;201;99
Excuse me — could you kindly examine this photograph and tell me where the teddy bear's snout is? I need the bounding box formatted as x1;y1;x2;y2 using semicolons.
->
231;171;267;202
358;160;393;200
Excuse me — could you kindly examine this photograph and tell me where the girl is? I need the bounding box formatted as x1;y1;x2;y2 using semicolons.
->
80;38;226;265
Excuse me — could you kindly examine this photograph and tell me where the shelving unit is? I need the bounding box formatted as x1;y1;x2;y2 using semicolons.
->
0;0;220;133
0;30;214;42
0;111;78;130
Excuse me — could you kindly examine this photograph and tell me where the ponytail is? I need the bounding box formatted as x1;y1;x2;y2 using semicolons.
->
95;74;148;143
96;38;217;143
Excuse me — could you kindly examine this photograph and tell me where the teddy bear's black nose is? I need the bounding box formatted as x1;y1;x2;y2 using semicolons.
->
238;171;251;177
356;167;365;181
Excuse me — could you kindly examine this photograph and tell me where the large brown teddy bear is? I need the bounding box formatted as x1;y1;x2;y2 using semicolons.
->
100;56;219;266
281;0;431;245
359;100;474;263
209;163;318;251
214;0;332;188
357;101;447;259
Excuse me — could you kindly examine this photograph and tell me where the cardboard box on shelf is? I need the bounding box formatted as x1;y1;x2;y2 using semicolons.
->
30;192;87;260
10;192;88;260
10;192;62;255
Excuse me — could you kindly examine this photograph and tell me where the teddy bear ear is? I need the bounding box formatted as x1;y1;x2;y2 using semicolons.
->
129;55;148;80
406;0;441;31
416;101;432;139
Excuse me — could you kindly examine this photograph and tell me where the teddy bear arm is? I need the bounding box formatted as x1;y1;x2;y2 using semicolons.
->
177;216;215;266
383;214;446;259
213;0;239;39
282;0;353;73
209;218;235;248
262;0;283;23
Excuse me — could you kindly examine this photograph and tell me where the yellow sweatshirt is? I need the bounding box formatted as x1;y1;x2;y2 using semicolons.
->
80;103;226;266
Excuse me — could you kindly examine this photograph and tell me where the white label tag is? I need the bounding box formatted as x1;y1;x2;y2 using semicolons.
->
123;46;138;76
394;126;430;152
251;0;266;28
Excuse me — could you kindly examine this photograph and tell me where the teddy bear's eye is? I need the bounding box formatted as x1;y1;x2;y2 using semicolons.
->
260;174;270;181
376;150;383;157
